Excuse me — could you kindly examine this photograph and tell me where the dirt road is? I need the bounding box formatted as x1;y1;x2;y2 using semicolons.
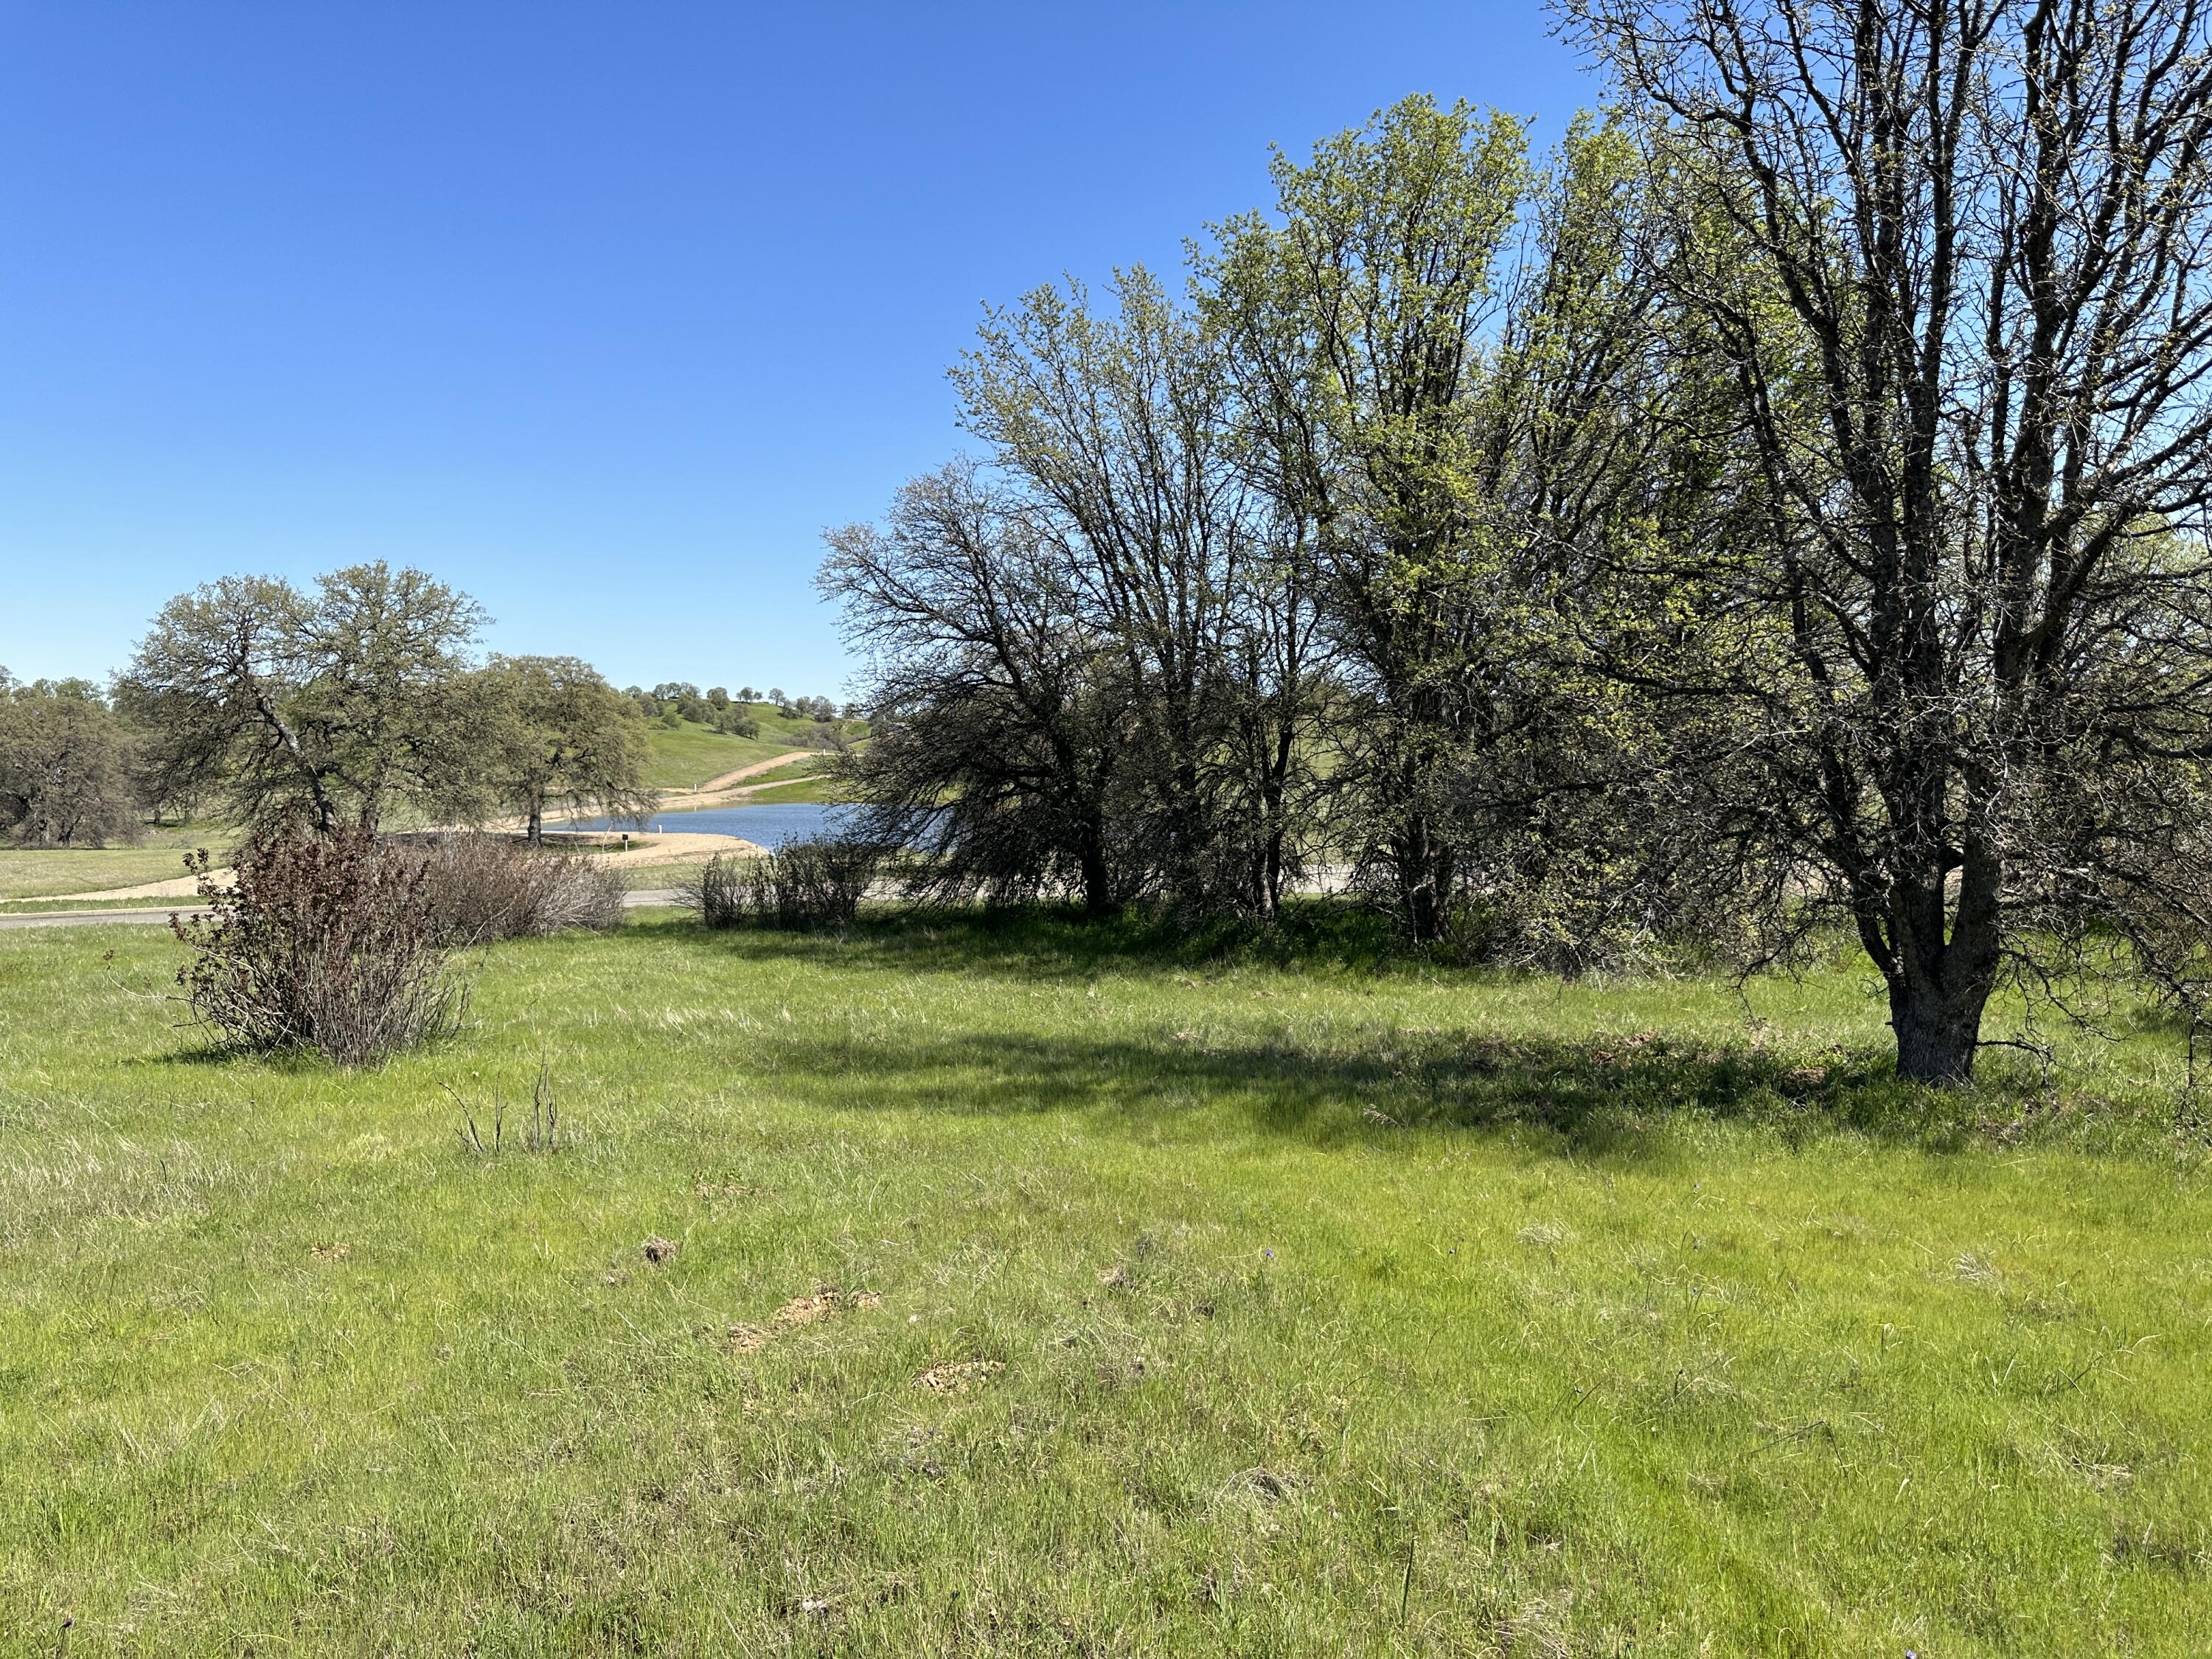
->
689;749;816;795
35;832;763;905
0;888;695;931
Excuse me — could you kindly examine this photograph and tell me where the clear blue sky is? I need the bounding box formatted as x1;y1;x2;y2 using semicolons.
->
0;2;1593;696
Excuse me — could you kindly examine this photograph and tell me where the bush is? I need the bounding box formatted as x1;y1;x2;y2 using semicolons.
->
683;852;753;929
711;706;760;737
682;835;884;931
407;832;625;942
173;827;467;1066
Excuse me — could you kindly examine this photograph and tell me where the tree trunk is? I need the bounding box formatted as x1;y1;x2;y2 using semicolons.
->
526;800;543;847
1078;816;1116;918
1888;975;1986;1085
1397;813;1450;944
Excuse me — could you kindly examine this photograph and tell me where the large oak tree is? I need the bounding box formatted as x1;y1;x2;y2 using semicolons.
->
0;674;139;846
1567;0;2212;1081
122;563;487;835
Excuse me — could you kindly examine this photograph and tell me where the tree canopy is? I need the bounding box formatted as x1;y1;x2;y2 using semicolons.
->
122;563;489;835
1560;0;2212;1081
478;655;656;844
0;674;139;846
826;2;2212;1085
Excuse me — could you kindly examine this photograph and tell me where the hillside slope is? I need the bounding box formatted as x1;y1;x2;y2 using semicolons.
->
641;706;860;790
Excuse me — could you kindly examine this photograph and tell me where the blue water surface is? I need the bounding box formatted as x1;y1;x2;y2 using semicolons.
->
565;801;856;849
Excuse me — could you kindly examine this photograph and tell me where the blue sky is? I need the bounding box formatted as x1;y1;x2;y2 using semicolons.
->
0;2;1593;695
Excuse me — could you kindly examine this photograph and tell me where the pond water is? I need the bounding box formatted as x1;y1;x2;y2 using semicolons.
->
563;801;855;849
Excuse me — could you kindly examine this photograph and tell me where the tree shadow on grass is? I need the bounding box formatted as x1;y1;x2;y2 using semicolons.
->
596;910;2128;1158
743;1000;2034;1164
131;910;2114;1157
625;900;1432;984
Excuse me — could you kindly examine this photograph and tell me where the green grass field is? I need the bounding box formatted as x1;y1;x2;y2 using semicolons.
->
742;776;845;804
640;708;859;790
0;833;209;900
2;911;2207;1654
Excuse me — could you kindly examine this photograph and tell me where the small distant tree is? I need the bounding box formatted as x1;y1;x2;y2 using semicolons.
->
709;700;759;737
641;681;719;725
120;563;486;835
0;676;139;845
478;655;658;844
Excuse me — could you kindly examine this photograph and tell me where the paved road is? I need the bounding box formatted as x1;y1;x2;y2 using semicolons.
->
0;890;689;931
0;905;212;931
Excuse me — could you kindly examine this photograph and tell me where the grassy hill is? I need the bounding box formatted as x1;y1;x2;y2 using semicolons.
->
641;705;862;791
740;775;847;805
1;911;2205;1651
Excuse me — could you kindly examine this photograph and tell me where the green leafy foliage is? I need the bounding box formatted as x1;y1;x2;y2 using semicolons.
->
475;655;656;842
0;675;139;846
121;563;487;835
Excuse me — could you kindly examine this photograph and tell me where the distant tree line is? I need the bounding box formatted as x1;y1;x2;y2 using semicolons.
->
825;0;2212;1086
8;568;848;848
624;683;754;734
619;681;851;744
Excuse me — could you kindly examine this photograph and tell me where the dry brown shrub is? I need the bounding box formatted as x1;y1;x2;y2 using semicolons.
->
406;832;625;942
173;827;468;1067
681;835;885;931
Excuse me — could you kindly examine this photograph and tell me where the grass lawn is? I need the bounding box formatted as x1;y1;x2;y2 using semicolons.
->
0;835;211;900
610;858;749;891
640;722;796;790
743;776;846;804
1;911;2207;1653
